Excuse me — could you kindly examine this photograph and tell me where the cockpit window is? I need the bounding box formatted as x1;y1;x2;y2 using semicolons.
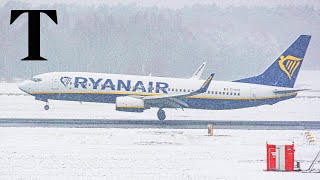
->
31;78;42;82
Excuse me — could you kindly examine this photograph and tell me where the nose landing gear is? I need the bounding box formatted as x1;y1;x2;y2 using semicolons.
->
157;109;166;121
44;102;49;110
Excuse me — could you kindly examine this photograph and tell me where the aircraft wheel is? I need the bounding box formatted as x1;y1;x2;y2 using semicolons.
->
44;105;49;110
157;109;166;121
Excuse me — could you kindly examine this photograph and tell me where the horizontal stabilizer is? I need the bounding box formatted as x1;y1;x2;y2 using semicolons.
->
273;88;309;94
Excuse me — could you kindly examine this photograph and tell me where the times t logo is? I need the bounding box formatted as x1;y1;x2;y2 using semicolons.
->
10;10;58;61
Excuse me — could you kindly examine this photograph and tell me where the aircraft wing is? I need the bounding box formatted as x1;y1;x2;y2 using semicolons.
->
273;88;310;94
141;73;214;108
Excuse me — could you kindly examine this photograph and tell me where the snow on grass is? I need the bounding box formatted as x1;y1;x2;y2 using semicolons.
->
0;128;319;179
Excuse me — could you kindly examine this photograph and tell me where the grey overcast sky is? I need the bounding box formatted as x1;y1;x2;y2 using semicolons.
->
1;0;319;81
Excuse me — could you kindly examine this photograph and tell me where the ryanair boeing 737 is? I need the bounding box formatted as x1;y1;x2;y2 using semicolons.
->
19;35;311;120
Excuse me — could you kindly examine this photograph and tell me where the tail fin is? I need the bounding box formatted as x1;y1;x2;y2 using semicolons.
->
234;35;311;88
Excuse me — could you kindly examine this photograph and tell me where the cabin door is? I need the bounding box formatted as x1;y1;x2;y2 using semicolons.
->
51;76;59;90
250;87;256;101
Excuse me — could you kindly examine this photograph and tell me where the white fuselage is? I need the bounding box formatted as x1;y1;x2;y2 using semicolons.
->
19;72;297;110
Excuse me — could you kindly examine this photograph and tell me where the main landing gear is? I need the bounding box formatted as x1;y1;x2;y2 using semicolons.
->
157;108;166;121
44;102;49;110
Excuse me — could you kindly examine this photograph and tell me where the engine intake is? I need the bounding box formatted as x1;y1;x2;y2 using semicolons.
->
116;96;144;112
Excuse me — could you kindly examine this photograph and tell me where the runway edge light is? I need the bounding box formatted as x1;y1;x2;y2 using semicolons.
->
207;124;213;136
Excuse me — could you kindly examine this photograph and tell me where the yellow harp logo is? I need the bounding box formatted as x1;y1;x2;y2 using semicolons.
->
278;55;302;80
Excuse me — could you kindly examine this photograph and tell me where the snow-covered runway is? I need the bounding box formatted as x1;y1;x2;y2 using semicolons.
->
1;118;320;129
0;128;319;179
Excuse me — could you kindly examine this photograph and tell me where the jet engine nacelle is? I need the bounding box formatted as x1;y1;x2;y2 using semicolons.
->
116;96;144;112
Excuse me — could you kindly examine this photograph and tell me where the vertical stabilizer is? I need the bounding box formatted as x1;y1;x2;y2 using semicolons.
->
234;35;311;88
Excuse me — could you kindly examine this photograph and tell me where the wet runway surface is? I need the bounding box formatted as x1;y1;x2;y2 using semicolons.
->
0;118;319;129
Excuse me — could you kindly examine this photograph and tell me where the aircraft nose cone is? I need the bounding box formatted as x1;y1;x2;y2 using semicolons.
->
18;81;31;94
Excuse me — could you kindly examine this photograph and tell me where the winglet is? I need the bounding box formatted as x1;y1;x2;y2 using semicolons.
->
192;73;214;95
142;73;214;101
191;62;207;79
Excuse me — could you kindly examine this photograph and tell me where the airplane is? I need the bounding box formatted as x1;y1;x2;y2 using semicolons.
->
19;35;311;120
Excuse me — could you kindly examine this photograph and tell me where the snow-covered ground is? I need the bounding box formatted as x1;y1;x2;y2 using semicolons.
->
0;71;319;179
0;128;319;179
